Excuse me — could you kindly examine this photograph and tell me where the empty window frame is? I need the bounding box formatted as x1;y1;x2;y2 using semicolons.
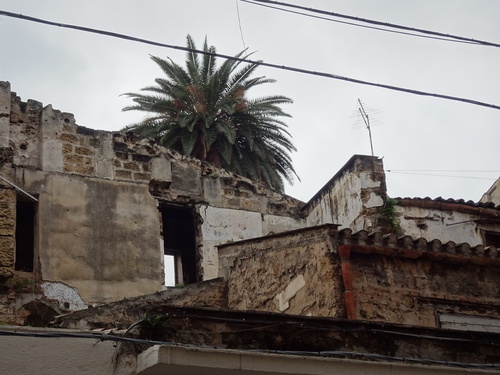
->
15;198;36;272
160;204;197;286
483;230;500;248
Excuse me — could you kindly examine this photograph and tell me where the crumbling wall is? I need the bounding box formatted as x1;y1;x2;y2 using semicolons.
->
219;225;345;317
200;172;304;279
350;252;500;327
395;199;500;246
395;204;483;245
0;81;305;315
302;155;387;232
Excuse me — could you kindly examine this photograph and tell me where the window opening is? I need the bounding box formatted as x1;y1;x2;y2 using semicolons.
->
15;199;36;272
484;231;500;248
160;205;197;286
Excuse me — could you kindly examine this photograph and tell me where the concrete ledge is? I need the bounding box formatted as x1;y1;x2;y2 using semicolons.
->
136;345;498;375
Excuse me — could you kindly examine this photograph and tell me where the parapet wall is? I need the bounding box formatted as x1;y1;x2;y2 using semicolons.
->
301;155;388;232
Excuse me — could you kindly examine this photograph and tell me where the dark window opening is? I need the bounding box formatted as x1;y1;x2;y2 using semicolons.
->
484;231;500;248
15;199;36;272
160;204;197;286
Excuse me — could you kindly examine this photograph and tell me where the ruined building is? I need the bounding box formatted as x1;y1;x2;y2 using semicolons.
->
1;81;499;374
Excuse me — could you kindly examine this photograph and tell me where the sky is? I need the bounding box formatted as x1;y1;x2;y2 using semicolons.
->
1;0;499;203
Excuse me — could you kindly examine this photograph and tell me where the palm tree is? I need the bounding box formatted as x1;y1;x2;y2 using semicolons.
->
122;35;298;191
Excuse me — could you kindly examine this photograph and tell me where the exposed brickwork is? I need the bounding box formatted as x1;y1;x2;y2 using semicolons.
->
60;124;97;176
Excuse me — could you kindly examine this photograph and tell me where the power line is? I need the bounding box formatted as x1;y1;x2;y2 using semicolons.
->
235;0;247;49
243;0;500;48
387;169;500;173
242;0;480;46
1;10;499;111
386;171;497;180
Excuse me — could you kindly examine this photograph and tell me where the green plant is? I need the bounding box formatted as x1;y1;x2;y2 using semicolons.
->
122;35;298;191
381;197;402;234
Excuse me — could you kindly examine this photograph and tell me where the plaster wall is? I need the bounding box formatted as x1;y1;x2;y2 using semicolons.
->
396;205;485;245
199;206;304;280
0;327;134;375
37;173;163;304
303;156;386;232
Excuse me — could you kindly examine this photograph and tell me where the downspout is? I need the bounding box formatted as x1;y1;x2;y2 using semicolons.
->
338;245;356;319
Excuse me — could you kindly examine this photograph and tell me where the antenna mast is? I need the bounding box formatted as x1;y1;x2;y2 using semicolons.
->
358;99;374;156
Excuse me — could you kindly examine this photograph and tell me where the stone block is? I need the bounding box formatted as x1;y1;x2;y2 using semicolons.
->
133;173;151;181
59;133;78;144
151;156;172;182
74;146;94;156
123;162;140;172
0;237;15;267
62;144;73;154
0;266;13;278
115;170;132;179
0;189;16;236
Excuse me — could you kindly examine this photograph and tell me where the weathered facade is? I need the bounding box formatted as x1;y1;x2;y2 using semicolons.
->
0;81;304;322
301;155;389;232
219;225;500;327
1;81;500;374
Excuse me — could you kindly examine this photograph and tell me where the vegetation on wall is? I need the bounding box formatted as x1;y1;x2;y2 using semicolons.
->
381;197;402;234
122;35;298;191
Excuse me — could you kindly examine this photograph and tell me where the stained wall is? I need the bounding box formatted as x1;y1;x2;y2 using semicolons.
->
0;81;305;316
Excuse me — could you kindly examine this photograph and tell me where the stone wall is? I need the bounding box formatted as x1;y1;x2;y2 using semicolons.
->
219;225;500;327
0;188;15;279
301;155;388;232
0;81;305;319
219;225;345;317
349;252;500;326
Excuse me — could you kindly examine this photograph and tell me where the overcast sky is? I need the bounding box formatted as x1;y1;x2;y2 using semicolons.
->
1;0;499;203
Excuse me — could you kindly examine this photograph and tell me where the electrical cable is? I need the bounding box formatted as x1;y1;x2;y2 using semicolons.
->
0;329;498;369
235;0;247;49
242;0;500;48
386;171;497;180
0;10;499;111
242;0;480;45
387;170;500;173
126;312;500;346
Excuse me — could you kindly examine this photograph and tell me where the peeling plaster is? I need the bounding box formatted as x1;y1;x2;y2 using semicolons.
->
41;281;86;311
274;275;306;312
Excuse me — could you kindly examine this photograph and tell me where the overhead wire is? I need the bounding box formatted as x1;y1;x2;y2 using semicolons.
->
235;0;247;49
242;0;480;45
387;169;500;173
0;10;499;112
386;171;497;180
242;0;500;48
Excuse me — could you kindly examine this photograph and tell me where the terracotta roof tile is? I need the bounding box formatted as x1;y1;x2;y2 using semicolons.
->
338;228;499;264
395;196;500;211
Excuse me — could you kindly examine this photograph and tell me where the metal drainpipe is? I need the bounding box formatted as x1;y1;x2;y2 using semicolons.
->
338;245;356;319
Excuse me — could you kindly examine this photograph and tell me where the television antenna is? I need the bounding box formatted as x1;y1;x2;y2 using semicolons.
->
357;98;375;156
